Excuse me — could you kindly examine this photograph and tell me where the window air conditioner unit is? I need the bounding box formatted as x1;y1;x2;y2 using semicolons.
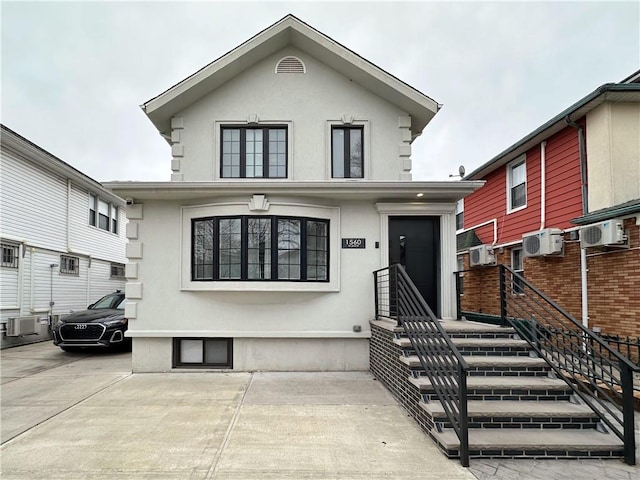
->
580;220;625;248
6;316;39;337
522;228;563;257
469;245;495;266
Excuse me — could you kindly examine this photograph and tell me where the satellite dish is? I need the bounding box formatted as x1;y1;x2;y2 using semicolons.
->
458;165;466;177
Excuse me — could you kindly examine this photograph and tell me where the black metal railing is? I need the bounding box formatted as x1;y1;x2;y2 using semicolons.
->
491;264;639;466
374;264;470;467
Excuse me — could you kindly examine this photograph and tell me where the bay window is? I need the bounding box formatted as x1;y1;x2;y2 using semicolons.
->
192;216;329;282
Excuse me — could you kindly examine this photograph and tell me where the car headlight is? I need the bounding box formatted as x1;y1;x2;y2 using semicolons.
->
103;318;127;327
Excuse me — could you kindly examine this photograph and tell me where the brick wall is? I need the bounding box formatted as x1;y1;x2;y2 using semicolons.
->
459;217;639;337
369;321;444;451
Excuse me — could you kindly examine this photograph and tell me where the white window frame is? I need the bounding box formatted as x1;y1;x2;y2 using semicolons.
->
181;201;340;292
506;154;527;214
511;246;525;295
325;120;370;180
89;192;119;234
1;243;19;268
455;199;464;232
60;255;80;276
214;121;294;181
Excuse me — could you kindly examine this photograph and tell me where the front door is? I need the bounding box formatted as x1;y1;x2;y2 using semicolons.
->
389;216;441;316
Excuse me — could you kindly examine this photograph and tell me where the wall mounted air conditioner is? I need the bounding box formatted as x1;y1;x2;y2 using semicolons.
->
522;228;563;257
469;245;495;266
580;220;625;248
6;316;39;337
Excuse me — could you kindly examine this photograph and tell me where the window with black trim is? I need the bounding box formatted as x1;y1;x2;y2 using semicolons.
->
1;244;19;268
110;262;125;279
507;156;526;211
192;216;329;282
221;126;287;178
332;126;363;178
60;255;79;275
511;247;524;294
173;338;233;368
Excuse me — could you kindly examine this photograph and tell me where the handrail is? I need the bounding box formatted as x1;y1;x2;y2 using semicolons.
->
493;264;639;466
374;264;470;467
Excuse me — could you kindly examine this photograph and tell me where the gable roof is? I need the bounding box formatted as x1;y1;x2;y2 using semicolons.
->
141;14;440;138
464;82;640;181
1;124;125;206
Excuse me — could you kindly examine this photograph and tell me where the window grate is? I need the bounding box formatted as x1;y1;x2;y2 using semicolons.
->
275;56;306;74
60;255;80;275
1;244;19;268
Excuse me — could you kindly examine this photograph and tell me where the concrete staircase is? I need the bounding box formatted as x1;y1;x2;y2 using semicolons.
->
391;320;625;460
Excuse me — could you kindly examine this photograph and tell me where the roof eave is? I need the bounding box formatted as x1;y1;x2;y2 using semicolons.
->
464;84;640;180
104;180;484;203
1;125;125;207
141;14;439;136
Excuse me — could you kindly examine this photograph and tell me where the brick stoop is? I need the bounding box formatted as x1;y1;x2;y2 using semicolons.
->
369;318;625;461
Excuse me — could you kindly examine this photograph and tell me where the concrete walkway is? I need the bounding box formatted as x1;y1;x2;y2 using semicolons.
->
2;342;638;479
1;342;473;479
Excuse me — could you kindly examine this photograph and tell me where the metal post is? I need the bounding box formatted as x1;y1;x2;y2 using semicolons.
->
455;272;461;320
373;271;379;320
458;362;469;467
499;265;507;327
620;361;636;465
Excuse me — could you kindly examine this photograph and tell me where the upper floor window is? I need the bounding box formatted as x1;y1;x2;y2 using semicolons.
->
192;215;329;282
455;199;464;231
1;243;19;268
221;126;287;178
332;126;363;178
507;155;526;212
60;255;79;275
89;194;119;234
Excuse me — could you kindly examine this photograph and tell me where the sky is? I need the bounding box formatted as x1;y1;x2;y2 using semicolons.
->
2;1;639;183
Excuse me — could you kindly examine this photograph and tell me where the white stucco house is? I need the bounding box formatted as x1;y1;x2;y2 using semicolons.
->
106;15;483;372
1;125;127;348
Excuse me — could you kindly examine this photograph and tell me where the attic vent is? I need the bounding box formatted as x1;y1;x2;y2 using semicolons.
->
275;56;306;74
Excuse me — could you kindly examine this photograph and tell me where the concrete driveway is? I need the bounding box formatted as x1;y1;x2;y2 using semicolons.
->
1;341;474;479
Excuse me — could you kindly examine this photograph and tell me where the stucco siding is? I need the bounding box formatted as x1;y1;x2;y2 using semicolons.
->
587;102;640;212
175;47;409;182
129;198;381;337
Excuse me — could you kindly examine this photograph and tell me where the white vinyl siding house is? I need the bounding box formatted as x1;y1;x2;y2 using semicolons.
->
107;15;483;372
0;125;127;348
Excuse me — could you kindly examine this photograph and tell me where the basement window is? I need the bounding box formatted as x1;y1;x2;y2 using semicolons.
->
173;338;233;369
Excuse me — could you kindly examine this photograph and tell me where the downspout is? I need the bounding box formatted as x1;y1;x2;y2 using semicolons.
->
539;141;547;230
564;117;588;214
67;180;72;251
565;117;589;329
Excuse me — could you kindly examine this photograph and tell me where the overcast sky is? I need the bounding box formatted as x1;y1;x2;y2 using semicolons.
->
2;1;638;183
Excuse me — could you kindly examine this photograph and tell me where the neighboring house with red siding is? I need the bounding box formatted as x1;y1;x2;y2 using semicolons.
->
457;71;640;338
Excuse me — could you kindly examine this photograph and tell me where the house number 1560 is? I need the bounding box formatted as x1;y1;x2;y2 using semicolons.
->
341;238;366;249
